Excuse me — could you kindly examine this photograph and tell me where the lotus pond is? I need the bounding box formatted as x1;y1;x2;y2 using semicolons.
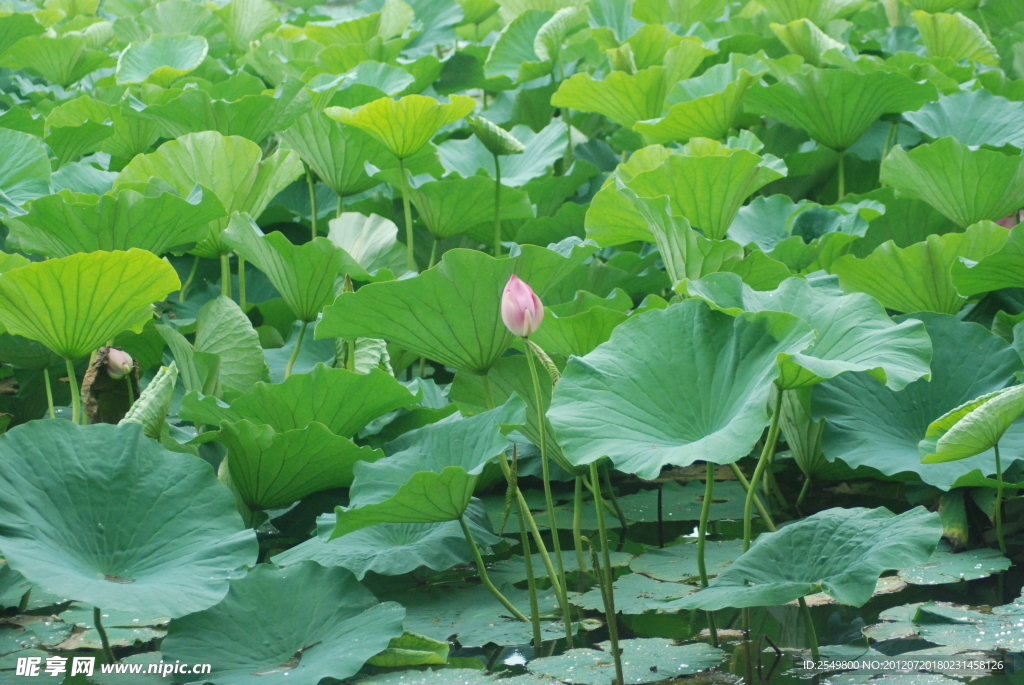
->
2;0;1024;682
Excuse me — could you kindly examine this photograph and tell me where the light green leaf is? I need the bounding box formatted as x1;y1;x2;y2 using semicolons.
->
758;0;866;23
483;9;553;83
467;115;524;156
548;299;813;478
116;34;208;87
367;632;450;668
406;174;534;240
770;18;845;65
630;539;744;583
0;422;257;617
215;0;279;52
140;0;222;37
0;249;179;360
677;507;940;609
2;34;114;87
913;10;998;66
0;128;52;212
0;13;44;58
951;223;1024;297
437;120;567;186
880;137;1024;228
898;542;1011;584
903;90;1024;149
119;362;178;439
193;296;266;395
326;212;407;275
533;5;586;62
920;385;1024;463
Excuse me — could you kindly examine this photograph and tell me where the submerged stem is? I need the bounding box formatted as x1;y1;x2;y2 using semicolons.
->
589;462;623;685
398;158;416;272
285;322;307;379
744;384;784;551
94;606;115;664
65;358;81;425
995;442;1007;555
43;368;55;419
459;515;529;622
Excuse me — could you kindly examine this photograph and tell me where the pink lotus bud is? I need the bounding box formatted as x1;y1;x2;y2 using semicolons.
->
106;348;134;380
997;210;1024;229
501;275;544;338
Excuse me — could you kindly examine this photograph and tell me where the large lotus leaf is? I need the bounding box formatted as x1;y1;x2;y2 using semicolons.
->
116;34;207;87
182;364;415;438
272;499;497;578
951;223;1024;297
406;174;534;240
191;296;266;396
813;314;1024;489
913;10;998;65
630;539;745;583
279;111;394;198
215;0;280;52
115;132;304;257
679;507;939;610
326;213;407;276
570;574;698;615
904;90;1024;149
687;273;932;391
529;639;725;684
325;94;475;159
222;213;356;323
139;0;222;37
0;128;52;212
880;138;1024;229
0;249;179;360
2;34;114;87
7;184;225;257
547;299;813;479
0;14;43;58
920;384;1024;463
219;420;383;510
758;0;865;22
437;120;567;186
770;18;845;66
898;542;1011;584
0;422;257;617
483;9;553;83
745;68;937;151
134;77;311;144
830;221;1007;315
316;244;596;374
848;187;959;258
330;396;525;538
163;562;404;685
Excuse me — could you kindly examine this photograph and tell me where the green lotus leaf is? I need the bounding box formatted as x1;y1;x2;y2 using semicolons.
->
0;128;52;213
133;77;311;144
687;273;932;390
0;333;61;370
548;299;814;479
325;94;475;160
139;0;222;37
830;220;1008;315
757;0;866;23
848;187;958;258
119;362;178;439
215;0;280;52
813;314;1024;489
677;507;940;609
405;173;534;240
238;35;322;86
0;249;179;360
951;223;1024;297
630;539;744;583
745;67;936;151
912;10;998;65
0;422;257;617
920;385;1024;463
632;0;730;24
2;34;114;87
437;120;567;186
115;34;207;87
770;18;845;65
316;244;596;374
163;562;405;685
880;138;1024;228
467;115;525;156
898;541;1011;584
569;573;697;615
329;396;525;538
904;90;1024;149
115;132;304;257
483;9;553;83
43;116;113;170
7;184;225;257
272;499;497;579
633;55;765;144
529;639;725;684
0;13;44;58
326;212;407;275
219;420;383;510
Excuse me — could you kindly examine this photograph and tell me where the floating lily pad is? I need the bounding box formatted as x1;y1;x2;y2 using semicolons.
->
570;573;698;615
57;603;166;649
864;599;1024;652
898;542;1011;585
629;539;744;583
490;550;634;585
617;480;758;523
528;638;725;685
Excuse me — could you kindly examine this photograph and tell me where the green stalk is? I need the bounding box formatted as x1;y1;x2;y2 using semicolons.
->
798;597;820;661
589;462;623;685
178;255;200;303
995;442;1007;555
573;475;588;591
601;465;629;550
459;515;529;622
729;462;777;531
43;368;55;419
398;158;416;272
238;256;247;311
285;322;307;379
220;253;231;298
493;154;503;257
94;606;115;664
744;384;784;551
518;505;543;648
698;461;718;647
796;476;812;510
65;358;81;425
428;239;439;270
306;164;318;240
337;194;343;220
125;378;135;408
880;121;897;165
345;340;355;371
481;373;496;410
837;152;846;201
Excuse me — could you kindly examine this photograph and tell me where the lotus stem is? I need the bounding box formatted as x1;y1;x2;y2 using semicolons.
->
506;449;543;648
798;597;820;662
797;476;812;511
398;157;416;272
306;164;318;240
573;475;588;591
698;462;719;647
285;322;307;379
881;121;897;165
43;368;55;419
459;515;529;622
94;606;115;664
995;442;1006;555
657;482;664;548
238;256;247;311
65;358;81;425
493;154;503;257
745;384;784;551
336;194;343;220
178;255;200;303
589;462;623;685
345;340;355;371
601;464;628;551
125;378;134;408
428;238;439;270
220;254;231;298
729;462;777;531
18;589;30;612
836;151;846;201
481;373;496;410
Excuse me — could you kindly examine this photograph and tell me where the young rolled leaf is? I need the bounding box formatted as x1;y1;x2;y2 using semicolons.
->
0;249;179;360
920;385;1024;463
467;115;525;156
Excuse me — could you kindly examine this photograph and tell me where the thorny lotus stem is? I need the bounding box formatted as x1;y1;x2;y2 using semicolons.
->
43;368;55;419
745;384;784;551
798;597;820;662
493;154;503;257
220;254;231;298
178;255;200;303
398;158;416;272
995;442;1007;555
729;462;777;532
285;322;307;379
697;461;719;647
459;515;529;622
238;256;247;311
94;606;115;664
306;164;318;240
573;475;588;591
65;358;81;425
524;341;571;633
589;462;623;685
